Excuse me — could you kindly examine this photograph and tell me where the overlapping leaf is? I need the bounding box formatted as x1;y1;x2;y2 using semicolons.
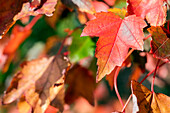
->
82;12;146;81
127;0;167;26
148;26;170;60
131;80;170;113
0;0;58;38
72;0;95;14
0;0;28;38
65;64;95;105
3;55;69;113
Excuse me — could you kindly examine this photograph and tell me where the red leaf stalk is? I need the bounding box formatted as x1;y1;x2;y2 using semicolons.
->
121;94;132;112
24;15;42;31
114;66;124;108
151;59;160;93
140;61;168;84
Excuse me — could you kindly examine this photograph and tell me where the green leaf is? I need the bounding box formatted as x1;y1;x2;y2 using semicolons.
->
55;12;81;38
69;29;95;62
114;0;126;9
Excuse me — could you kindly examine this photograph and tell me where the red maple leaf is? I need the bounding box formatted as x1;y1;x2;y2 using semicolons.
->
127;0;167;26
81;12;147;81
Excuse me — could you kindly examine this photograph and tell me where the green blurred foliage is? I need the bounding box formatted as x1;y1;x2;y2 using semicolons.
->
69;29;95;62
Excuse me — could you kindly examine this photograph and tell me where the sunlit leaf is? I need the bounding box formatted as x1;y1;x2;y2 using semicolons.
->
82;12;146;81
131;80;170;113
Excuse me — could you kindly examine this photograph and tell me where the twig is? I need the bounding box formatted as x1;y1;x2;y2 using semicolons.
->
121;94;132;112
151;59;160;93
24;15;42;31
114;66;124;108
140;61;168;84
144;34;151;41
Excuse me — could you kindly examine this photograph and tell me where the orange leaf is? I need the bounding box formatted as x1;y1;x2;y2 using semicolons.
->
131;80;170;113
82;12;146;81
127;0;167;26
3;25;31;55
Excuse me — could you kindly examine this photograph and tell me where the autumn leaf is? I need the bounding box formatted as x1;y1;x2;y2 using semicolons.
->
0;0;58;38
14;0;58;20
3;55;69;113
86;1;109;20
148;26;170;60
81;12;147;81
17;96;31;113
127;0;167;26
0;0;28;38
131;80;170;113
3;25;32;55
65;64;95;105
103;0;116;6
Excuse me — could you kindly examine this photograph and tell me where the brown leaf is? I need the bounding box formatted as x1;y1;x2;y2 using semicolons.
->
3;55;69;113
0;0;58;38
50;87;65;112
65;64;95;105
0;0;28;38
131;80;170;113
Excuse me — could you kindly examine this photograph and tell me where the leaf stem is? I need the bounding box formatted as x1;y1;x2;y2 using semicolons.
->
140;61;168;84
24;15;42;31
57;37;67;55
121;94;132;112
151;59;160;93
144;34;151;41
114;66;124;108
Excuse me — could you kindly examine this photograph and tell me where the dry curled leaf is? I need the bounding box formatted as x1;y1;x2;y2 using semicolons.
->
3;55;69;113
131;80;170;113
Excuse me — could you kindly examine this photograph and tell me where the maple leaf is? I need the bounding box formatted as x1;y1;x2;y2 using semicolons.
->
148;26;170;60
81;12;147;81
2;55;69;113
131;80;170;113
127;0;167;26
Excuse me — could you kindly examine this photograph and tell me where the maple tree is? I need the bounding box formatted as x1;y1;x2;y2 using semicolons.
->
0;0;170;113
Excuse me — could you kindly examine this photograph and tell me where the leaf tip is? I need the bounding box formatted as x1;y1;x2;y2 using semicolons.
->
80;32;88;37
